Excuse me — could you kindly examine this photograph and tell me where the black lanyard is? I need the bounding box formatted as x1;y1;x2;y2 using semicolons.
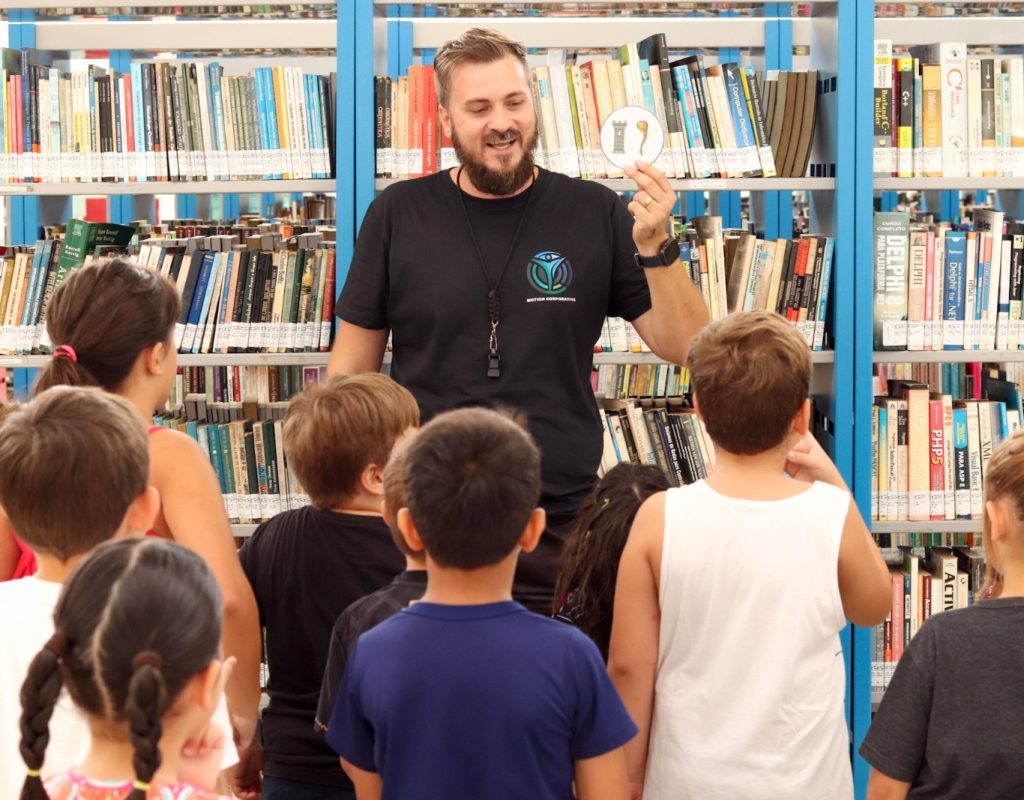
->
455;166;537;379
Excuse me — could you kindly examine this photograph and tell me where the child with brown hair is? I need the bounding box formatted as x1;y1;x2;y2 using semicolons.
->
34;258;261;752
20;537;234;799
609;310;891;800
554;463;671;660
0;386;162;794
315;438;427;737
326;407;637;800
861;430;1024;799
239;372;418;799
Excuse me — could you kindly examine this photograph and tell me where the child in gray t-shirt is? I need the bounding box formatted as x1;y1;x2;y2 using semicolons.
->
860;432;1024;800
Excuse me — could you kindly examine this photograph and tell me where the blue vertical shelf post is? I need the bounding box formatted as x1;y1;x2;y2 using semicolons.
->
764;3;794;240
9;10;39;246
852;0;877;796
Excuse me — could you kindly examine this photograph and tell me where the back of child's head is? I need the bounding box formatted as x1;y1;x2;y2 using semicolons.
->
284;373;419;509
0;385;149;562
383;444;414;556
19;537;222;800
34;258;180;395
983;430;1024;573
403;406;540;569
554;463;671;658
687;310;811;455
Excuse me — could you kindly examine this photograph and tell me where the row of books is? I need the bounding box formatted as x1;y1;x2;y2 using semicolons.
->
871;546;985;702
375;40;818;180
872;379;1022;523
597;397;715;487
591;362;691;401
142;234;337;355
873;208;1024;351
873;361;988;404
0;225;338;356
154;413;309;524
874;40;1024;178
0;48;336;183
169;364;327;424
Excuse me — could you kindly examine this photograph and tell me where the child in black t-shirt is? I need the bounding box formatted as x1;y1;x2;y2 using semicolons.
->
238;373;419;800
316;440;427;733
860;430;1024;799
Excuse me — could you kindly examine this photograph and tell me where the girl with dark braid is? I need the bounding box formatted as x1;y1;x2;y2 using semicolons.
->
18;537;233;800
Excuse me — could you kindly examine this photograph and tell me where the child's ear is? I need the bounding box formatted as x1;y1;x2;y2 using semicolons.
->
360;463;385;499
188;656;232;713
140;341;168;377
517;508;547;554
397;508;426;554
120;486;161;538
692;392;703;421
986;498;1011;545
792;398;812;436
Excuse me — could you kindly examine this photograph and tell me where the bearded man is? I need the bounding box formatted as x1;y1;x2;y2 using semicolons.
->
328;27;709;613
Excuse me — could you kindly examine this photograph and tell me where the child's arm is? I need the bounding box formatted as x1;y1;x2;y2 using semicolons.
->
838;497;891;626
866;770;912;800
607;494;664;795
786;432;890;626
149;430;262;748
574;748;632;800
341;759;383;800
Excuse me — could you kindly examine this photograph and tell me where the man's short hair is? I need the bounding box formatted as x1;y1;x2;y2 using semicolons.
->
433;27;529;109
284;373;419;509
403;407;540;570
382;444;414;557
686;310;811;455
0;386;149;561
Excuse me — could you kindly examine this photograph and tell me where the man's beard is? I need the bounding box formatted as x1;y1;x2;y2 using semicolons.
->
453;126;538;197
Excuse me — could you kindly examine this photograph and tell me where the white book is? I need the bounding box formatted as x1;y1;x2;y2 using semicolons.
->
546;50;582;179
967;58;984;178
1008;57;1024;177
965;402;984;518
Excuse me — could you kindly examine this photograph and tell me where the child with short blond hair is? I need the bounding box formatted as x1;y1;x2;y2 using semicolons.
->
610;310;891;800
239;372;418;799
861;430;1024;799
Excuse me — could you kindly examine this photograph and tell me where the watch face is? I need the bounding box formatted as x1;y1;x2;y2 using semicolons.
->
662;238;680;264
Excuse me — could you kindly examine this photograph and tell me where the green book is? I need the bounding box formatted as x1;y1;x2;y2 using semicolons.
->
54;219;135;287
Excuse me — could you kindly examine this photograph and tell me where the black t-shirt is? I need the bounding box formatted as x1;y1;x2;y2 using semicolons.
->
859;598;1024;798
338;168;652;515
315;570;428;737
238;506;404;786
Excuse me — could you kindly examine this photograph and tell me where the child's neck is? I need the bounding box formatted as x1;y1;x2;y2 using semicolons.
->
328;493;382;516
33;551;84;583
996;559;1024;598
420;553;517;605
405;555;427;571
705;445;806;500
78;718;189;786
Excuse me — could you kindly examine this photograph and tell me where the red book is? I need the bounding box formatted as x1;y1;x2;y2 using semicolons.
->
319;249;336;352
123;73;136;181
422;64;437;175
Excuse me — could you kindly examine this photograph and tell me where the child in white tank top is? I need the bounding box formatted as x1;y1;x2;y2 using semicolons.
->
608;311;891;800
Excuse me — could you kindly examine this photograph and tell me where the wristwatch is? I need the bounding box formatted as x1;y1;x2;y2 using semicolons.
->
634;237;681;269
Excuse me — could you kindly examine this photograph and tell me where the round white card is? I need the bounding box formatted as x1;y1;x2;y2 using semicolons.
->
599;106;665;171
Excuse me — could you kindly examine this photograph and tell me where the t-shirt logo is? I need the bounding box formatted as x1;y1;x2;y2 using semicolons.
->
527;251;573;296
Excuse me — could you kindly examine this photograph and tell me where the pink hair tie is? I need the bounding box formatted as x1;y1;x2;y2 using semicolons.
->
53;345;77;363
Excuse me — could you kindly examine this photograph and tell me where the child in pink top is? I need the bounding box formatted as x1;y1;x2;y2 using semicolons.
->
19;538;234;800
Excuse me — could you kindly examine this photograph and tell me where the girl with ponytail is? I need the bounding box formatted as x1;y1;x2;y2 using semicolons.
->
20;537;233;800
33;259;261;754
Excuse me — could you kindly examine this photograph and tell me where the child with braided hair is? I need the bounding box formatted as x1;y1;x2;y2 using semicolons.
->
553;463;670;661
19;537;234;800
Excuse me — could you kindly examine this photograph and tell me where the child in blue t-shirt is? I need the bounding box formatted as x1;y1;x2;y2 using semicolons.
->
326;407;637;800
